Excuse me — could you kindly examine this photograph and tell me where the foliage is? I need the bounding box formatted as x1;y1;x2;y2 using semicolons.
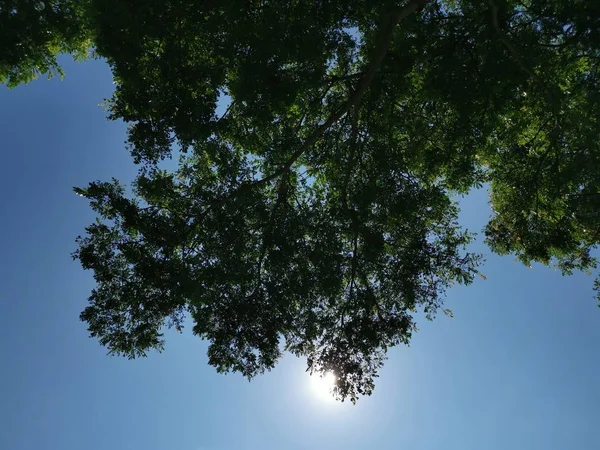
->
68;0;600;402
0;0;91;87
481;0;600;294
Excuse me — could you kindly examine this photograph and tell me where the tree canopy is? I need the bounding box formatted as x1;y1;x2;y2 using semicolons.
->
0;0;91;87
5;0;600;402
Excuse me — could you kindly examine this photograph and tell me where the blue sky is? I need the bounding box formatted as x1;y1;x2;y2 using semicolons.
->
1;56;599;450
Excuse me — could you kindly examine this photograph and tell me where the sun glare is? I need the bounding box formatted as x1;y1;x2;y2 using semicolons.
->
310;372;337;401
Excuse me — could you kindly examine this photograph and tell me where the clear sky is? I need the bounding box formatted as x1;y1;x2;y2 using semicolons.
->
1;56;599;450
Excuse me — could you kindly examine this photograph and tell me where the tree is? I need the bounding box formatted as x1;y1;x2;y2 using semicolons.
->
0;0;91;87
480;0;600;294
71;0;600;402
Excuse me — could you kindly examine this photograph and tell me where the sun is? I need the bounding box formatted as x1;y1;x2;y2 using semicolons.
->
310;371;337;400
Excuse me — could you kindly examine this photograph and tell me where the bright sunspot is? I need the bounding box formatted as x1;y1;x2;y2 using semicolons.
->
310;372;337;401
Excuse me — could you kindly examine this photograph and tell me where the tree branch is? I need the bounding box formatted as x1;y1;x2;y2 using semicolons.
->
358;267;384;321
325;72;365;84
187;0;431;234
216;101;234;125
487;0;557;109
341;103;361;207
250;0;431;187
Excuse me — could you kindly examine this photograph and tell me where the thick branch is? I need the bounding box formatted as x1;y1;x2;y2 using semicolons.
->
252;0;431;187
